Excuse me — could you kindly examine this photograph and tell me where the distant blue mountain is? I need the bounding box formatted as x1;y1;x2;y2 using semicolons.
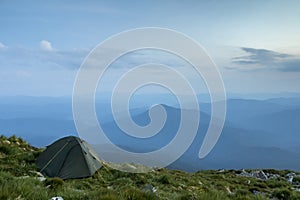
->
233;108;300;149
267;97;300;106
0;95;299;171
225;99;289;122
0;118;76;146
97;104;300;171
101;104;210;153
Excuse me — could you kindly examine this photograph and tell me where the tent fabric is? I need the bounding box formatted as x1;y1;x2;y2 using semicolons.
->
36;136;102;179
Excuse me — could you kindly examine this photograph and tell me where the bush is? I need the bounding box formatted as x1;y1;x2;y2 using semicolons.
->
121;188;157;200
0;171;14;184
235;188;251;196
135;176;147;185
272;188;292;200
266;179;289;188
8;135;18;143
0;145;12;155
291;191;300;200
176;193;197;200
253;181;268;189
45;177;64;189
16;152;35;163
99;193;119;200
292;176;300;184
157;175;170;184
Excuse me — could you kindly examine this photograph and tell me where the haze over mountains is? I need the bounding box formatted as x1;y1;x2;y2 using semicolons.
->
0;94;299;171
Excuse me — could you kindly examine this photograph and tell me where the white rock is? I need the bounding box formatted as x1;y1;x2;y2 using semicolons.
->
36;177;46;182
50;197;63;200
3;140;11;144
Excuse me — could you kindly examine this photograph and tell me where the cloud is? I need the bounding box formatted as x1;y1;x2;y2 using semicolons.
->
0;45;89;70
0;42;5;49
42;48;89;70
230;47;300;72
110;49;190;69
40;40;53;51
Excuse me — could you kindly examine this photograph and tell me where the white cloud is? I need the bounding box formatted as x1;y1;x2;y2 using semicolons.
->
0;42;5;49
230;47;300;72
0;45;88;71
40;40;53;51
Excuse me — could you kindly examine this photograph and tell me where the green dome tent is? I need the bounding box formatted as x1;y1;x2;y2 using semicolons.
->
36;136;102;179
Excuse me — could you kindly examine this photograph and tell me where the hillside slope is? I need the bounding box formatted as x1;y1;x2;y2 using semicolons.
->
1;135;300;200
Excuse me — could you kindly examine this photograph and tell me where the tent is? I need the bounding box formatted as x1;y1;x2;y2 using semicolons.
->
36;136;102;179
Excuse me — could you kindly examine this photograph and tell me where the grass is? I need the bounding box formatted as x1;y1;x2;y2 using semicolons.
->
0;135;300;199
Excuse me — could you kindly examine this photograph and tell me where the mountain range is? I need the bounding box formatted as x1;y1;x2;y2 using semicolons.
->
0;95;299;171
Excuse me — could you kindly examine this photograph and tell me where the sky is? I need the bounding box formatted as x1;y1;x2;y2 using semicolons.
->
0;0;300;97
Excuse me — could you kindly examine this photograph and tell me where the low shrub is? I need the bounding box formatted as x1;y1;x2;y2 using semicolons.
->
157;175;170;184
272;188;292;200
45;177;64;189
121;188;157;200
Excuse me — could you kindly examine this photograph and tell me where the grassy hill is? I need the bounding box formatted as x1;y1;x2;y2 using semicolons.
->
0;135;300;200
